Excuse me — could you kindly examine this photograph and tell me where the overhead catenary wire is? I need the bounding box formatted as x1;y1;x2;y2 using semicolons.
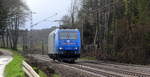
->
30;13;58;28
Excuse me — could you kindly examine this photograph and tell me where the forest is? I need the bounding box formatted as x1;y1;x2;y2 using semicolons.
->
0;0;150;64
61;0;150;64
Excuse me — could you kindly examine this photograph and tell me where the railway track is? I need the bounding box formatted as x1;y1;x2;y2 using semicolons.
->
29;54;150;77
65;64;123;77
79;60;150;74
73;63;150;77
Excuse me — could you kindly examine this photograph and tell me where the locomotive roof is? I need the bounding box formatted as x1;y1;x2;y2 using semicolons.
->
49;29;79;35
59;29;78;30
54;29;79;32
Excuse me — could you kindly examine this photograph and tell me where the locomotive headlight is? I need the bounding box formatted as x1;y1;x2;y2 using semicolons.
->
59;47;63;50
75;47;78;50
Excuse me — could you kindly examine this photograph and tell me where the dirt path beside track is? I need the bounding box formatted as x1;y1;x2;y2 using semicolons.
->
0;49;13;77
0;49;13;56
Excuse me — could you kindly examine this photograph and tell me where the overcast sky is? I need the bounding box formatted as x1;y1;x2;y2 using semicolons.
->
25;0;72;29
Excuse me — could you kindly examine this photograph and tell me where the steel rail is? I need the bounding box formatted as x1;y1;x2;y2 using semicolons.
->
22;61;40;77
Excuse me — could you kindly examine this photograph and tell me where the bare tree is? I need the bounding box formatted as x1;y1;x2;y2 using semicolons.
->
0;0;28;49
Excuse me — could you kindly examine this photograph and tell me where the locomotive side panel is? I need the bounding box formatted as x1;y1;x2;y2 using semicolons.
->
48;30;57;54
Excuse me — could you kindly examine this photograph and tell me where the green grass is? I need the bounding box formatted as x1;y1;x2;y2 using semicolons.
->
2;48;60;77
39;70;48;77
80;57;97;60
52;73;60;77
33;67;48;77
4;49;25;77
33;67;60;77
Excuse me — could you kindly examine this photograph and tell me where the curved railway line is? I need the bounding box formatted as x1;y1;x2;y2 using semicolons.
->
70;63;150;77
29;54;150;77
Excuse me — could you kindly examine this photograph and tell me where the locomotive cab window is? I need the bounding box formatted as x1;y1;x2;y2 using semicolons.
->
59;32;78;40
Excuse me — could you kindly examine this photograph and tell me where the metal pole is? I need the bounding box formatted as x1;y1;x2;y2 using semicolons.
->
42;40;44;55
29;11;36;53
29;11;33;51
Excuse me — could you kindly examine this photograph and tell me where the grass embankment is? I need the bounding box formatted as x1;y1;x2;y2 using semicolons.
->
39;70;47;77
33;67;47;77
3;48;51;77
33;67;60;77
52;73;60;77
4;49;25;77
3;47;59;77
80;57;97;60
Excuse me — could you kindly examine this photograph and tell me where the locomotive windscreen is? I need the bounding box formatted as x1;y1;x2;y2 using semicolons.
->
59;31;78;39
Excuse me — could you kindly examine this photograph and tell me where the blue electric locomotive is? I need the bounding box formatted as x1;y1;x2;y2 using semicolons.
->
48;29;81;62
